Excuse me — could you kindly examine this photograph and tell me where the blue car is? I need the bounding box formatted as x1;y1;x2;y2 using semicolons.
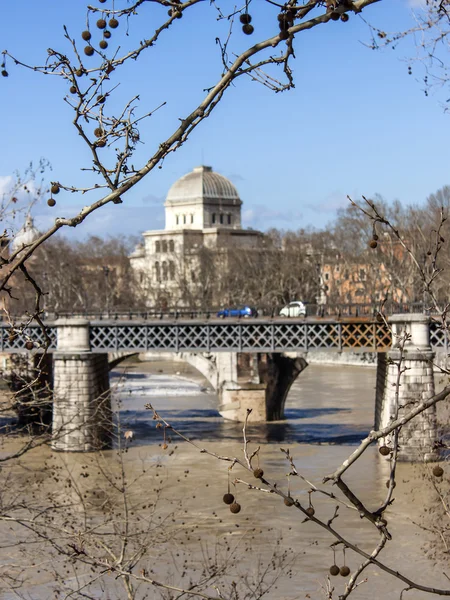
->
217;305;258;318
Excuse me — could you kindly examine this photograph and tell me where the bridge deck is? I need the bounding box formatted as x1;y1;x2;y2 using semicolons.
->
2;317;446;353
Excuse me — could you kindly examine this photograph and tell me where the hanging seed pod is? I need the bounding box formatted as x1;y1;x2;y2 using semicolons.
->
97;19;107;29
240;13;252;24
96;94;106;104
369;239;378;249
230;502;241;514
305;506;315;517
75;68;84;77
340;13;349;22
69;85;77;94
84;46;95;57
99;40;108;50
109;18;119;28
103;30;111;39
47;198;56;207
379;445;391;456
242;24;254;35
94;127;104;138
340;566;350;577
329;565;340;576
96;139;107;148
51;184;60;195
223;493;235;505
81;30;92;41
253;468;264;479
432;465;444;477
284;497;294;507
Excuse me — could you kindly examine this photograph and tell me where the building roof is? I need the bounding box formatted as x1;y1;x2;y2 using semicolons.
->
165;166;241;205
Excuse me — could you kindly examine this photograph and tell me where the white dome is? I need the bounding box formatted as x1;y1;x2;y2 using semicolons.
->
11;214;40;253
165;166;241;205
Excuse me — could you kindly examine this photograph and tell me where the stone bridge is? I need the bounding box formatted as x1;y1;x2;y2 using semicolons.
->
1;315;442;461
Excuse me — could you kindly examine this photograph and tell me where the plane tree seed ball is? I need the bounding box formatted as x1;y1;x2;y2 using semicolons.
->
81;30;91;41
305;507;315;517
239;13;252;24
69;85;77;94
229;502;241;514
223;493;234;505
341;13;349;22
284;497;294;507
1;70;8;77
84;46;95;56
433;465;444;477
97;19;107;29
109;18;119;28
329;565;340;576
99;40;108;50
51;184;60;194
378;445;391;456
369;239;378;249
96;139;106;148
340;566;350;577
253;468;264;479
103;30;111;39
94;127;104;138
47;198;56;207
242;24;254;35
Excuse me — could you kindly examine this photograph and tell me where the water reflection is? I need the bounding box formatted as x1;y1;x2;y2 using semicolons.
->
113;363;374;446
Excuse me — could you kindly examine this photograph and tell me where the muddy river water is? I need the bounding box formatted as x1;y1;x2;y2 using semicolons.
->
1;361;449;599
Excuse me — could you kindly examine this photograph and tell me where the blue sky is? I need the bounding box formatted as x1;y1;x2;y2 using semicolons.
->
1;0;449;241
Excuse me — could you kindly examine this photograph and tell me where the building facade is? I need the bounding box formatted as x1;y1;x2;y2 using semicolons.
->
130;166;264;308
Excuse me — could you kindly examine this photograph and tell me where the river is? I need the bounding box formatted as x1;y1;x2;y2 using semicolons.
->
0;360;448;600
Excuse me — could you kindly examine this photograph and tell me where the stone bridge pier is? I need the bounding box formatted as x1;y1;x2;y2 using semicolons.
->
52;319;112;452
215;352;308;422
375;314;438;462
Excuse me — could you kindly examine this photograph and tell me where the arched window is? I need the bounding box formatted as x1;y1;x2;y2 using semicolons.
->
212;213;216;224
227;214;231;225
162;240;168;253
176;215;179;225
190;214;194;224
162;261;168;281
169;261;175;280
169;240;174;252
219;214;224;224
155;261;160;282
155;240;160;253
183;214;186;224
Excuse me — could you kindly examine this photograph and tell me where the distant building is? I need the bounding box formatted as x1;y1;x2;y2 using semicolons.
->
130;166;264;308
11;214;40;254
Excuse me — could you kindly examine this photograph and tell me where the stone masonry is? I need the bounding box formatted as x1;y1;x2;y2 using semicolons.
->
52;319;112;452
378;314;437;462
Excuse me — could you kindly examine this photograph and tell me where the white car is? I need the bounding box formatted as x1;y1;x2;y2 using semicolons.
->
279;301;306;318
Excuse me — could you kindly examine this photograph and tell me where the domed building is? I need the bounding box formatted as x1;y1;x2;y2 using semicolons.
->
11;214;40;254
130;166;263;308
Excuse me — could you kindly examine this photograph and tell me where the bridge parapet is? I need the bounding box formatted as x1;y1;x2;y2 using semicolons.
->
0;317;448;353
